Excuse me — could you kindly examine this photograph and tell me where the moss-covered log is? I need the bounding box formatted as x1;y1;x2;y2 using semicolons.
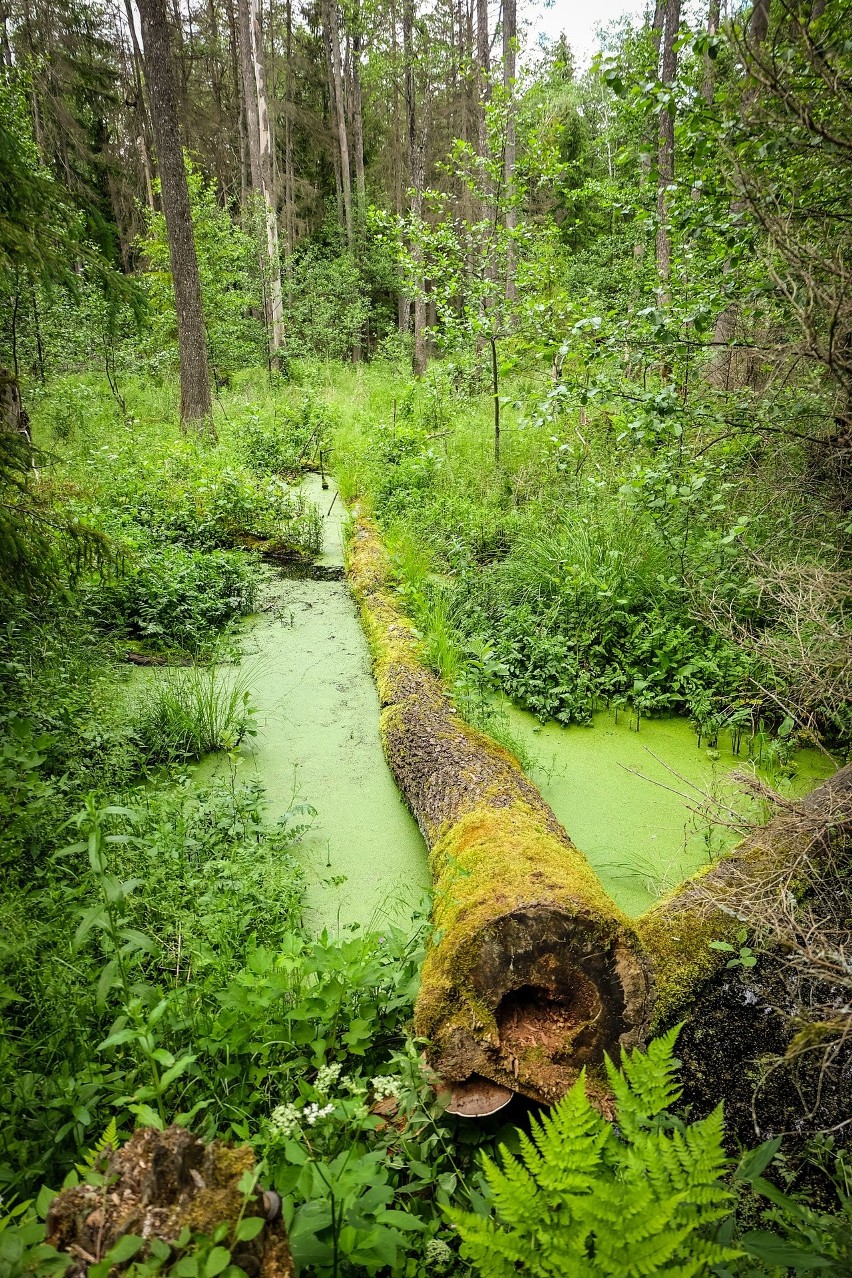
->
638;763;852;1032
347;511;652;1105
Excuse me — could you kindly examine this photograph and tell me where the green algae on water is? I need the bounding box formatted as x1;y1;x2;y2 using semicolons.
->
506;703;837;917
197;476;430;934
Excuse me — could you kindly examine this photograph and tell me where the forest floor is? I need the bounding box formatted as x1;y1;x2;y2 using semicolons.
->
1;361;849;1276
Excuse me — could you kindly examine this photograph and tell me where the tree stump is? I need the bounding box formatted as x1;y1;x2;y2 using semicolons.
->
45;1127;294;1278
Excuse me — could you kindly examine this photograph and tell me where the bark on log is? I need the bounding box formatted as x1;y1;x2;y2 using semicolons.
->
638;763;852;1032
347;511;653;1105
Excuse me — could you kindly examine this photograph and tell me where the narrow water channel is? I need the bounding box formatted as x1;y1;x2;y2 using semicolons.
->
213;475;430;934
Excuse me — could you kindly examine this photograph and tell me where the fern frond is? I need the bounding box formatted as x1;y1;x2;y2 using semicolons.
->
75;1117;119;1173
530;1074;610;1196
450;1030;743;1278
607;1024;683;1140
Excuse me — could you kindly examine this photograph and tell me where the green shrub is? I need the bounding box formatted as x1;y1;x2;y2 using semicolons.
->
284;246;369;361
86;544;258;651
236;393;335;475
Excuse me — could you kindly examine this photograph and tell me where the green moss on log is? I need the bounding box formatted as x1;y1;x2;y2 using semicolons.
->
346;505;652;1102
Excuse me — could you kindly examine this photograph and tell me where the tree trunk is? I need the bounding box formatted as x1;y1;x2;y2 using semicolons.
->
137;0;213;430
390;0;408;330
502;0;517;303
237;0;284;365
404;0;426;376
475;0;489;160
249;0;285;362
283;0;295;259
351;18;366;222
711;0;770;381
0;365;30;444
224;0;249;205
701;0;721;104
639;764;852;1032
323;0;354;250
237;0;262;193
123;0;156;210
655;0;681;308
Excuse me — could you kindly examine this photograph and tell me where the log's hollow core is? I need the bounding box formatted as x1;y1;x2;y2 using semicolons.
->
430;906;649;1106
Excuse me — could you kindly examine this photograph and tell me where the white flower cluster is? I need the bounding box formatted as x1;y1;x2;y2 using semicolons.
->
425;1238;453;1269
269;1098;334;1137
343;1075;368;1097
314;1061;343;1094
269;1102;301;1139
303;1101;334;1126
371;1074;403;1102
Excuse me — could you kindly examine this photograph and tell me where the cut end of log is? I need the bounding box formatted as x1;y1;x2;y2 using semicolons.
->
419;903;652;1105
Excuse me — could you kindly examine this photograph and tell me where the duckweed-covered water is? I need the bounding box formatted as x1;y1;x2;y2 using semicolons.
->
197;475;836;930
506;703;837;917
202;476;430;934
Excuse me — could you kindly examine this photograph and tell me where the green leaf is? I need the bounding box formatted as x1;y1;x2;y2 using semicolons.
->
36;1185;57;1219
736;1137;782;1183
110;1235;144;1263
741;1231;832;1269
204;1246;232;1277
159;1054;197;1090
235;1217;266;1242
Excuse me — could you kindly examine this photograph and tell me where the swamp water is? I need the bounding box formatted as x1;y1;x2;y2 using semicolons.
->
194;477;836;930
200;475;430;933
506;704;836;917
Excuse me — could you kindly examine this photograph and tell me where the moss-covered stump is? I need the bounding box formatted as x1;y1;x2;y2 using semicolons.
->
347;511;652;1106
638;763;852;1032
46;1127;294;1278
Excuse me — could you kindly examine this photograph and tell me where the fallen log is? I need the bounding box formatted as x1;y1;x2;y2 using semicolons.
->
346;505;851;1113
347;511;653;1107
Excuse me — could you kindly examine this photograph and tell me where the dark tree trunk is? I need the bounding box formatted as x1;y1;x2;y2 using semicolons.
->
404;0;426;375
137;0;213;430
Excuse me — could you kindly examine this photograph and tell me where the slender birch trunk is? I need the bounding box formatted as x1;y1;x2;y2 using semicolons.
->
250;0;285;361
238;0;285;364
323;0;354;250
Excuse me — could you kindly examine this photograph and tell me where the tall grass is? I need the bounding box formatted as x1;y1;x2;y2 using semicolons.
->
133;662;259;764
490;508;672;610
